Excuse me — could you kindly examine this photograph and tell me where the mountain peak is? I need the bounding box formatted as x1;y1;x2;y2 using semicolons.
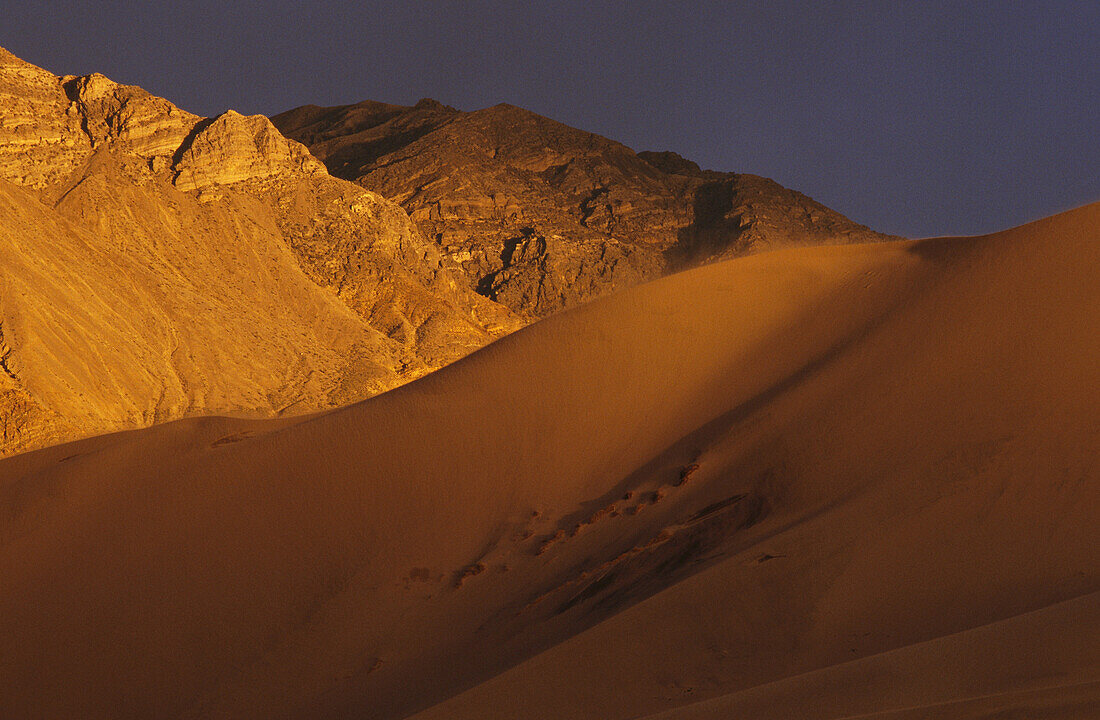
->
171;110;325;190
412;97;449;110
637;149;712;178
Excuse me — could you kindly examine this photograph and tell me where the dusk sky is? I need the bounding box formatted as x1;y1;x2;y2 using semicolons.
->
5;0;1097;237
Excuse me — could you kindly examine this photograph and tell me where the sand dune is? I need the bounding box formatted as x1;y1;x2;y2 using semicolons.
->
0;203;1096;718
642;591;1100;719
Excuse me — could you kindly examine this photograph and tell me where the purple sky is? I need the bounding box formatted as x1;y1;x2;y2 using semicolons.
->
5;1;1097;237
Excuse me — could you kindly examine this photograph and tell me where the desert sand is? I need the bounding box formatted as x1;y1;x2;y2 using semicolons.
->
0;203;1097;719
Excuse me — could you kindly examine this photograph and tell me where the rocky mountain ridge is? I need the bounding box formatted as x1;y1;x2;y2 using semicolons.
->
274;99;901;318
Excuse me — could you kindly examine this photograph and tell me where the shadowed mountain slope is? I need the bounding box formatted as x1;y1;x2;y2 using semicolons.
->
1;204;1095;719
274;99;900;318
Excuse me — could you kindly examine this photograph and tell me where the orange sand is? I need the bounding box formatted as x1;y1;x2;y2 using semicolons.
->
1;204;1097;718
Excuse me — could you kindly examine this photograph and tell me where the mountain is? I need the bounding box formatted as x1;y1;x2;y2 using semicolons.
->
0;46;896;457
2;204;1096;719
273;99;900;318
0;47;517;455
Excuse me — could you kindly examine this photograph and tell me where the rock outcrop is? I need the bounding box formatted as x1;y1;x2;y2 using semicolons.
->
0;47;91;187
172;110;326;190
66;71;201;160
274;101;900;319
0;47;517;455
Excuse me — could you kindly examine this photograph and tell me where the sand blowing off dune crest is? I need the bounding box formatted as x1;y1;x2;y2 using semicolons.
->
1;203;1098;719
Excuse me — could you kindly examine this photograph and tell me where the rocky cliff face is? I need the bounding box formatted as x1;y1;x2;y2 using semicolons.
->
0;48;517;455
274;100;900;319
0;47;92;187
172;110;326;190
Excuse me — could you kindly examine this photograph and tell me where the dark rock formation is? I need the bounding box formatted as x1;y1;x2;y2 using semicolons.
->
275;100;901;319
